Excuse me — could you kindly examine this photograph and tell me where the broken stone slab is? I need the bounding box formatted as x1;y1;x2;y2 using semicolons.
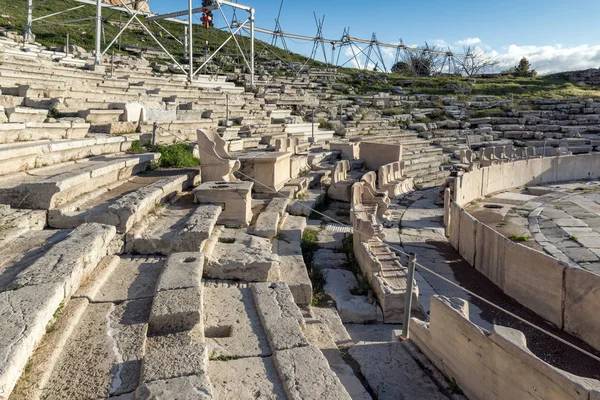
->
273;345;352;400
194;181;252;228
209;356;286;400
253;211;280;239
322;268;382;324
206;229;280;282
251;282;309;352
42;299;151;399
203;286;270;358
349;341;449;400
140;334;209;384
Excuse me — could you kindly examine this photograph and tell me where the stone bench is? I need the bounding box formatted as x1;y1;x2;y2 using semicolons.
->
0;153;158;209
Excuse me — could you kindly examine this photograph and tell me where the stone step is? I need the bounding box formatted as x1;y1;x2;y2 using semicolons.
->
404;165;443;178
0;223;116;399
0;121;90;144
0;153;159;209
48;170;198;233
0;134;140;176
126;196;222;254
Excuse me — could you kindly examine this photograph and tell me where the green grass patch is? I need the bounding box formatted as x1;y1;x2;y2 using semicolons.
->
569;235;578;241
151;143;199;169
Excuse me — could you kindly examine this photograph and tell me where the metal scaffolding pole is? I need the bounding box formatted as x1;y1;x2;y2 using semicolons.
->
188;0;193;82
95;0;102;64
250;7;255;87
24;0;34;43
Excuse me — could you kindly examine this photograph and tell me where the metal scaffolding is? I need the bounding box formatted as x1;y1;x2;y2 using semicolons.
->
25;0;256;85
23;0;473;79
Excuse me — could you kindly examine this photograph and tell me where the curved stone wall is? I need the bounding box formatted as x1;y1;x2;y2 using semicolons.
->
445;154;600;351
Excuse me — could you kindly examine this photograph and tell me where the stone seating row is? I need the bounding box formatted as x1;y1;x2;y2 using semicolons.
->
350;181;418;323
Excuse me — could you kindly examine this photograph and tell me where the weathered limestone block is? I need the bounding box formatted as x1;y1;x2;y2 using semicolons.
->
10;223;116;295
42;299;150;399
474;222;507;289
237;151;292;193
194;181;253;227
5;107;48;123
360;142;402;171
564;267;600;351
272;215;313;306
149;252;204;335
322;268;381;323
206;229;280;282
253;211;280;239
329;142;360;160
458;210;477;265
274;345;352;400
410;296;600;400
135;374;213;400
504;242;565;327
251;282;308;352
141;334;209;384
209;357;286;399
0;284;64;400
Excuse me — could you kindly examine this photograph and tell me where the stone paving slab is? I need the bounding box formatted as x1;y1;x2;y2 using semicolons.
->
209;357;286;400
349;341;448;400
204;286;270;358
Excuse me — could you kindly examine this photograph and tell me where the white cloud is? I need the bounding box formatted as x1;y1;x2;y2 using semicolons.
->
456;37;481;46
428;39;449;49
489;44;600;74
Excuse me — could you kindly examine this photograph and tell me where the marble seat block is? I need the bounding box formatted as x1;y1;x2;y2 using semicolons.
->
194;181;253;227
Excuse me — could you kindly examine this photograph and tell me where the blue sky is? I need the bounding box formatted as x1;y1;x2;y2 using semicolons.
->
150;0;600;73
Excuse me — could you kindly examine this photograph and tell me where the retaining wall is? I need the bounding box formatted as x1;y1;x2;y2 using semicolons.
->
411;296;600;400
445;154;600;350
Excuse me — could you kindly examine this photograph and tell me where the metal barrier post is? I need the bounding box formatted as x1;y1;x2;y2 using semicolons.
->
152;122;157;151
226;93;230;127
401;253;417;339
66;33;69;57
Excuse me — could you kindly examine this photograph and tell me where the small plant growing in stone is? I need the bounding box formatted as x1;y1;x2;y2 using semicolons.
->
569;235;578;241
509;234;529;242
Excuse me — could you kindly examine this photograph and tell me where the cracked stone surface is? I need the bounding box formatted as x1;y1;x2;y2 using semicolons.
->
43;299;151;399
209;357;286;400
203;286;270;358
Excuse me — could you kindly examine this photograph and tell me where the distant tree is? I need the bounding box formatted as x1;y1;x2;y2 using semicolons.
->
391;61;411;75
398;43;444;76
455;45;499;77
515;57;531;76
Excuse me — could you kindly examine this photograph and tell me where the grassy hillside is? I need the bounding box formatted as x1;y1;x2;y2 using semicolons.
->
337;70;600;99
0;0;317;68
